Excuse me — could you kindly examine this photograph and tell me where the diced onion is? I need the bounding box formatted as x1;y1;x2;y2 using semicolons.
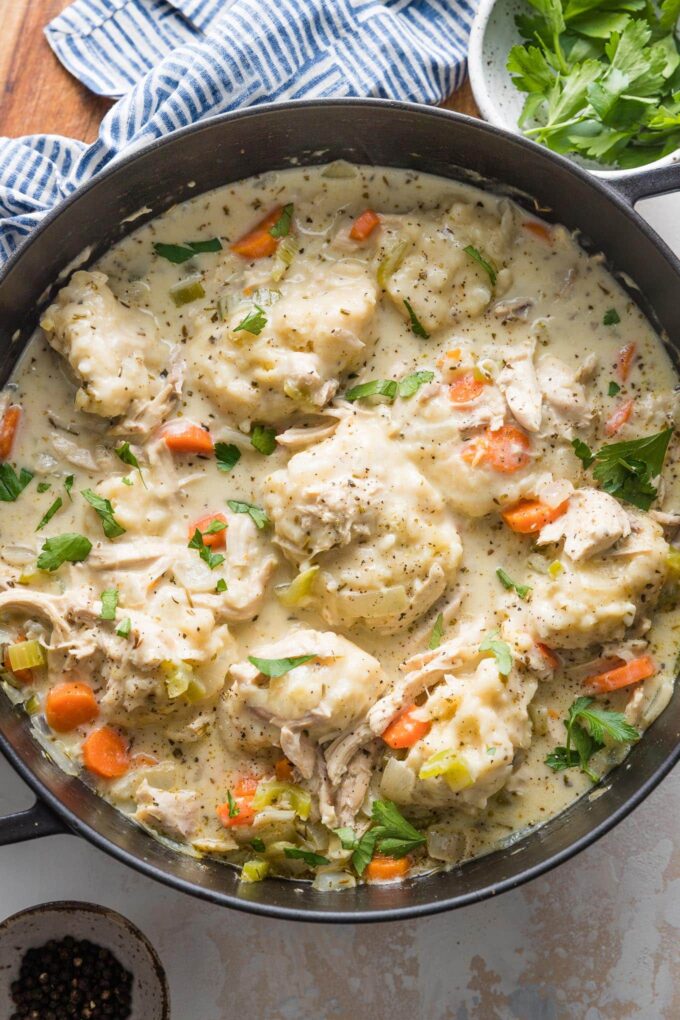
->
313;870;356;891
377;241;408;288
170;276;205;307
271;235;299;282
241;858;269;883
275;566;319;608
7;640;46;672
380;756;415;802
321;161;358;179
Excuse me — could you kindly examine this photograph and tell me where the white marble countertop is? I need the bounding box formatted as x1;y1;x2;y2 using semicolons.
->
1;192;680;1020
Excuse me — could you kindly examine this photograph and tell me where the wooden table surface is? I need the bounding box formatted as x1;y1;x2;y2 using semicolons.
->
1;0;479;142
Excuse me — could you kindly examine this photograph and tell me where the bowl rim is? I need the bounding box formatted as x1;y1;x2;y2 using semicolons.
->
1;96;680;923
467;0;680;180
0;899;170;1018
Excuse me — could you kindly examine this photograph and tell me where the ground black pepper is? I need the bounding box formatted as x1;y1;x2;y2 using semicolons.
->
10;935;133;1019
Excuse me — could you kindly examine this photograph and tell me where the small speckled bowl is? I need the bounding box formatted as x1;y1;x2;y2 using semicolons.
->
0;901;170;1019
468;0;680;180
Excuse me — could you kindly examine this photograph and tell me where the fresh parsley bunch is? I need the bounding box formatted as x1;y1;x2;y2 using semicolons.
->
546;696;639;782
507;0;680;168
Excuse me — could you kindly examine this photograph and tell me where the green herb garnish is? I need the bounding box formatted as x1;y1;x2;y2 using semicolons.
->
36;497;63;532
0;464;33;502
546;696;639;782
248;654;317;678
608;380;621;396
116;617;132;638
251;425;277;456
496;567;532;600
479;633;513;676
571;437;595;468
284;847;330;866
350;800;426;875
463;244;497;284
37;533;92;572
115;442;146;486
428;612;445;650
215;442;241;473
215;578;228;593
234;304;267;335
37;482;51;493
188;524;226;570
153;238;222;263
227;499;269;530
345;369;434;402
590;428;673;510
403;298;430;339
250;838;266;852
82;489;126;539
603;308;621;325
269;204;294;239
226;790;240;818
100;589;119;621
64;475;74;500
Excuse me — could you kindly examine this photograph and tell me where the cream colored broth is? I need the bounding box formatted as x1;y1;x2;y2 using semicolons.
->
1;163;680;886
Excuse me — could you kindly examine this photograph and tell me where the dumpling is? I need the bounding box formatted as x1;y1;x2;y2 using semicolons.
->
263;411;463;633
186;262;377;424
41;271;169;419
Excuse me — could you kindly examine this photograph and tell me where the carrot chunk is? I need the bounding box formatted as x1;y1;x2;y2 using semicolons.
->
0;405;21;460
188;512;227;548
46;681;99;733
616;342;636;382
604;398;634;437
233;774;260;798
586;655;656;695
502;498;569;534
448;372;487;404
217;796;256;828
349;209;380;241
366;854;410;881
159;420;214;455
536;642;560;669
275;757;294;782
82;726;130;778
462;425;532;474
231;207;283;260
523;221;553;244
382;706;431;749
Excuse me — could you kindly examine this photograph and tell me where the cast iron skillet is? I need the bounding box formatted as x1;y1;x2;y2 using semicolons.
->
1;99;680;923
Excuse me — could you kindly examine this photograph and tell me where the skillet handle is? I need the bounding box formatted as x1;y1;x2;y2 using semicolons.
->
608;164;680;206
0;799;67;845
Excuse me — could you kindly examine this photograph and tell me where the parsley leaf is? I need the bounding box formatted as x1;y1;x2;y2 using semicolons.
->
284;847;330;866
100;589;119;621
428;612;445;650
398;370;435;397
345;369;434;403
546;695;639;783
351;800;426;875
234;304;267;335
188;527;225;570
215;578;228;593
403;298;430;339
591;428;673;510
248;654;317;678
115;442;146;486
215;442;241;473
226;790;240;818
82;489;126;539
479;633;513;676
227;499;269;529
153;238;222;263
64;475;74;500
496;567;532;599
608;380;621;396
35;496;63;532
269;203;294;239
334;827;359;850
251;424;277;455
571;437;595;468
37;533;92;572
116;617;131;638
603;308;621;325
250;838;266;853
463;245;497;285
37;482;51;493
0;464;33;502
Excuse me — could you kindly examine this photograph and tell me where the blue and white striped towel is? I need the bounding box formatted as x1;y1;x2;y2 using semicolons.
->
0;0;476;263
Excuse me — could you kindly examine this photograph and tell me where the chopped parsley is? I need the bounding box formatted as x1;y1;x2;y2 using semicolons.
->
248;654;317;678
82;489;126;539
428;612;445;650
283;847;330;866
463;245;497;285
0;464;33;502
250;425;277;456
37;533;92;572
188;524;226;570
479;633;513;676
116;617;132;638
226;790;240;818
153;238;222;263
250;838;266;853
496;567;531;600
345;369;434;402
546;696;639;783
37;482;51;493
571;437;595;469
603;308;621;326
608;381;621;397
227;499;269;530
234;304;267;335
215;442;241;473
403;298;430;339
115;442;145;486
100;589;119;621
593;428;672;510
35;496;63;532
64;475;74;500
269;203;294;239
338;799;426;875
215;578;228;593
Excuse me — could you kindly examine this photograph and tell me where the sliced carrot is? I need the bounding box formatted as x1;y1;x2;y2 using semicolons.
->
159;420;214;455
382;706;431;749
275;757;294;782
586;655;656;695
604;398;634;437
188;512;228;548
233;774;260;798
536;642;560;669
502;498;569;534
231;207;283;260
45;681;99;733
3;636;32;685
82;726;130;778
448;372;487;404
130;753;159;769
366;854;410;881
0;405;21;461
523;221;553;244
462;425;532;474
349;209;380;241
616;342;636;382
217;796;256;828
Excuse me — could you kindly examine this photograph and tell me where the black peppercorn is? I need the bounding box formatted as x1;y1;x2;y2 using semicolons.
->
10;936;133;1019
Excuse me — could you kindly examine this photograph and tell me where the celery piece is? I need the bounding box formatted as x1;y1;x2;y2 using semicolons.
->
7;640;46;672
241;858;269;883
170;276;205;307
418;749;472;792
24;694;40;715
271;235;299;282
667;549;680;580
161;660;194;699
377;241;408;288
275;566;319;608
251;780;312;820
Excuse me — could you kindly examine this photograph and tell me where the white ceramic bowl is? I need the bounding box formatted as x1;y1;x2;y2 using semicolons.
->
468;0;680;180
0;901;170;1019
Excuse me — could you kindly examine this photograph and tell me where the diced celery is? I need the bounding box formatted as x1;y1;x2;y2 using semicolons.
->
161;660;194;699
377;241;408;288
18;572;41;586
251;287;281;307
548;560;563;578
667;549;680;579
170;276;205;307
7;640;45;672
275;566;319;608
528;702;549;736
185;676;206;704
418;749;472;792
241;858;269;883
24;694;40;715
271;235;299;282
251;780;312;820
